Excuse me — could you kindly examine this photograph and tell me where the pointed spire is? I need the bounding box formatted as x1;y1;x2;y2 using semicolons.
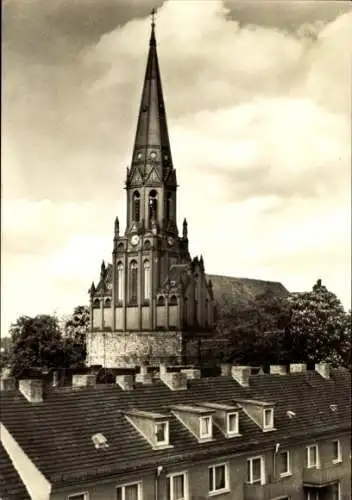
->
182;218;188;239
100;260;106;279
89;282;96;297
114;216;119;236
129;9;174;185
199;255;204;271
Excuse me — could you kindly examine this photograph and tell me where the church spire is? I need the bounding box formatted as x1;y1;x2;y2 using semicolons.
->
128;9;174;185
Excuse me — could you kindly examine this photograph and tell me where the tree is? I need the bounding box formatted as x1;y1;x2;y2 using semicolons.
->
286;280;351;367
63;305;90;344
8;314;86;378
215;290;291;366
0;336;13;370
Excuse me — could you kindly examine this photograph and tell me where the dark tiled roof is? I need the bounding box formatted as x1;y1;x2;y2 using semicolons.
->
1;369;350;489
0;443;30;500
206;274;289;308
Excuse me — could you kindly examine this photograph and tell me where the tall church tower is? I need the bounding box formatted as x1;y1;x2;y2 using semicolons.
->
87;17;215;368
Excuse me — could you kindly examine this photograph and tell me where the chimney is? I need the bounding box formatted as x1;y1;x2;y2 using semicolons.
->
289;363;307;373
231;366;251;387
181;368;201;380
161;371;188;391
19;379;43;403
72;374;96;388
136;365;153;385
0;377;16;392
159;363;168;379
116;374;134;391
52;370;59;387
315;363;330;379
220;363;232;377
269;365;287;375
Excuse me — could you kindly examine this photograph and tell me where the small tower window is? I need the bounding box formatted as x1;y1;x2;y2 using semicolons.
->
129;260;138;304
117;262;124;302
157;296;165;306
148;190;158;220
117;242;124;252
169;295;178;306
93;299;100;309
143;260;151;301
104;298;111;308
144;240;151;250
166;191;172;220
133;191;141;222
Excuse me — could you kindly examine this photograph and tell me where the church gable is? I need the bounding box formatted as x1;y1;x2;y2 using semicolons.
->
145;167;161;185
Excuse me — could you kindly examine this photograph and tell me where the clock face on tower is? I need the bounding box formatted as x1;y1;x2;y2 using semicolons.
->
167;236;175;247
131;235;140;246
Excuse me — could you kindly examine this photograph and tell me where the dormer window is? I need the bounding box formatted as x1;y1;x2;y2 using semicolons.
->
227;412;239;435
155;421;169;446
200;416;212;439
263;408;274;430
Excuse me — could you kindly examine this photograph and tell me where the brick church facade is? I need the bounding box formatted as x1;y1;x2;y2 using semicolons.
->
86;22;287;368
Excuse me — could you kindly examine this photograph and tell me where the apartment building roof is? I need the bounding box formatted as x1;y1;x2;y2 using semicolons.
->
1;366;350;491
0;443;30;500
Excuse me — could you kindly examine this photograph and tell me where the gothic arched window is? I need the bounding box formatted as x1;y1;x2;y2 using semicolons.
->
166;192;172;220
93;299;100;309
104;298;111;308
169;295;178;306
148;190;158;220
143;260;151;301
157;296;165;306
117;262;124;302
133;191;141;222
129;260;138;304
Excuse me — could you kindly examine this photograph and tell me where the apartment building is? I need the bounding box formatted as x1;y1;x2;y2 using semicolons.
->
0;363;350;500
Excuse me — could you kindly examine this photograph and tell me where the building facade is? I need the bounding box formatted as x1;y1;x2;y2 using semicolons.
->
1;363;351;500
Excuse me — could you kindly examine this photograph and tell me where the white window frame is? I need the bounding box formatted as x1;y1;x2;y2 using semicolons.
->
306;491;319;500
208;462;230;495
332;439;342;464
199;416;212;439
67;493;89;500
279;450;291;477
167;471;189;500
306;444;319;469
247;455;265;485
263;408;274;430
116;481;142;500
227;412;239;435
154;421;169;446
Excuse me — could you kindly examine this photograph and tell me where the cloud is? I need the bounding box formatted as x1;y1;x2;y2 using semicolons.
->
2;0;351;334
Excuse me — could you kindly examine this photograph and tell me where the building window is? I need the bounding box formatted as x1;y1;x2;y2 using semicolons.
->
279;450;291;477
208;463;229;494
155;422;169;445
263;408;274;429
93;299;100;309
199;416;212;439
143;240;151;250
332;440;342;463
227;412;239;435
167;472;188;500
116;482;141;500
117;262;124;302
143;260;151;300
157;296;165;306
169;295;178;306
247;456;264;485
132;191;140;222
104;298;111;308
68;494;89;500
117;242;124;252
306;492;319;500
306;445;319;469
148;190;158;220
332;482;341;500
129;261;138;304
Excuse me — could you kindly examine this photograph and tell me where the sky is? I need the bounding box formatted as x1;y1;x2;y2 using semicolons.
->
2;0;351;335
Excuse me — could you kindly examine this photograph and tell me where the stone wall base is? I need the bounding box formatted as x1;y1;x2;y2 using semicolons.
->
86;330;200;368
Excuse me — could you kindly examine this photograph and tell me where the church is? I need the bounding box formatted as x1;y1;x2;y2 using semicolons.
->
86;19;287;368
